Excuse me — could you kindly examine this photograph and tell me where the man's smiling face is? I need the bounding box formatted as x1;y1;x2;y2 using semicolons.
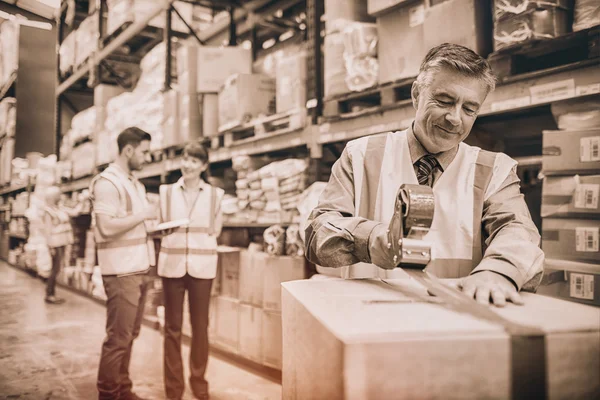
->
411;66;489;154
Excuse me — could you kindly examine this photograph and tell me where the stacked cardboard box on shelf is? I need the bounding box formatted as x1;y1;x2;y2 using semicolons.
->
175;43;252;141
539;101;600;306
376;0;492;84
0;19;19;88
218;74;276;130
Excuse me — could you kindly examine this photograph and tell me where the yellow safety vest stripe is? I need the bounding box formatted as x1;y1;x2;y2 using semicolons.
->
96;237;147;250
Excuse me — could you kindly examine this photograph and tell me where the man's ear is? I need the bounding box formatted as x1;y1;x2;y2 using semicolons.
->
411;81;420;109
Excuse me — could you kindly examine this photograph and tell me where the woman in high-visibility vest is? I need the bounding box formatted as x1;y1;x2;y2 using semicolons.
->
43;185;81;304
157;142;224;400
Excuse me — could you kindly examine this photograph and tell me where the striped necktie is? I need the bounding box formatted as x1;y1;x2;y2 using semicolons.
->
415;155;439;186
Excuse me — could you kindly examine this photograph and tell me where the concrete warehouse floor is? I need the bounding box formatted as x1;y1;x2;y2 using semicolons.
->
0;261;281;400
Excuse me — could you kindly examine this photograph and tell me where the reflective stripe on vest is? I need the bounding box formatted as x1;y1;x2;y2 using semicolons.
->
91;164;154;275
161;247;218;255
96;237;148;250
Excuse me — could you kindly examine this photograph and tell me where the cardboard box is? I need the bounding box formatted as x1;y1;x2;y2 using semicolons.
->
215;296;240;354
538;264;600;307
378;0;491;84
218;74;276;129
542;175;600;218
162;90;181;148
276;52;308;114
238;304;263;363
177;43;198;94
263;255;306;312
282;279;600;400
177;92;202;144
262;310;282;370
542;218;600;263
196;47;252;93
324;31;348;98
543;129;600;175
94;85;127;108
239;250;266;307
219;247;242;299
202;93;219;137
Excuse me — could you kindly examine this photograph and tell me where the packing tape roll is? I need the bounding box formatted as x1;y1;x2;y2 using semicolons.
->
399;184;435;234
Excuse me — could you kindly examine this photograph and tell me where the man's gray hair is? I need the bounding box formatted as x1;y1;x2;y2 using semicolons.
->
416;43;496;93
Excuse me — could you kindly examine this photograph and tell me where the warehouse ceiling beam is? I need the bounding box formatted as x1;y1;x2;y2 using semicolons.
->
171;3;205;46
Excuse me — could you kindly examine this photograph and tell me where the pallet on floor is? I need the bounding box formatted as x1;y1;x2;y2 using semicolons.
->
214;109;307;149
322;77;415;121
488;25;600;81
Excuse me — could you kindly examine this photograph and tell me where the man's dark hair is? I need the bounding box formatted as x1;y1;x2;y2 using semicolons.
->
117;127;152;154
417;43;496;92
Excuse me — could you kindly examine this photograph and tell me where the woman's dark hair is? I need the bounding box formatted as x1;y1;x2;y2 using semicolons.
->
184;142;210;183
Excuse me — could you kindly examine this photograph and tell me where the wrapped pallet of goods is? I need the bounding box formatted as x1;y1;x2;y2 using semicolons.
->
106;0;193;37
573;0;600;31
75;13;102;68
59;31;76;76
324;19;379;98
103;43;179;151
377;0;492;83
538;97;600;307
492;0;573;51
275;51;308;114
0;97;16;138
0;19;18;87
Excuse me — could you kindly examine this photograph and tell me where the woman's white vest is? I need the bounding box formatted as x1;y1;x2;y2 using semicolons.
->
337;129;517;280
90;164;156;275
157;180;223;279
45;206;74;248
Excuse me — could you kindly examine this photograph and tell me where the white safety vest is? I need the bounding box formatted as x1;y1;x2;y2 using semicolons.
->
45;206;74;248
157;179;224;279
339;129;517;280
90;164;156;275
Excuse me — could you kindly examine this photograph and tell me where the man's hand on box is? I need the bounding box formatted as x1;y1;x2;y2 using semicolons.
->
459;271;524;307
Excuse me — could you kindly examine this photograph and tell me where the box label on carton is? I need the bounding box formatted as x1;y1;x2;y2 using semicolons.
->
574;184;600;209
570;273;594;300
575;227;599;252
530;79;575;104
580;136;600;162
490;96;531;112
409;5;426;27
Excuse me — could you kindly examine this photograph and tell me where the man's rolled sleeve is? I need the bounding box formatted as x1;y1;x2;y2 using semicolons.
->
471;169;545;292
304;146;380;268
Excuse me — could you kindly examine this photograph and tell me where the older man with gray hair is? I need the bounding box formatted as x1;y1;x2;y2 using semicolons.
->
305;43;544;306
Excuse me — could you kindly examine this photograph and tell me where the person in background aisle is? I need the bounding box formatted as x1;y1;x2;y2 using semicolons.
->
305;43;545;306
90;127;159;400
157;142;224;400
43;185;81;304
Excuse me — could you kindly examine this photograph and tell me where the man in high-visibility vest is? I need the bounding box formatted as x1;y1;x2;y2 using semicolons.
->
305;43;544;307
90;127;158;400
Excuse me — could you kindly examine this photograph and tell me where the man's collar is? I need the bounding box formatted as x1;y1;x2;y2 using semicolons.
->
407;123;458;171
109;163;136;181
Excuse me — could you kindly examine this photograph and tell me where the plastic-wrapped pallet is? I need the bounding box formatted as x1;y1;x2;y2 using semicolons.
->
573;0;600;31
59;31;77;75
493;2;571;51
75;14;100;67
0;97;16;138
0;20;19;87
264;224;286;256
71;142;97;179
107;0;194;37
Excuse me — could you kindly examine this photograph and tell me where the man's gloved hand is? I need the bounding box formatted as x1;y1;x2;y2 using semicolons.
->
368;223;397;270
459;271;524;307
